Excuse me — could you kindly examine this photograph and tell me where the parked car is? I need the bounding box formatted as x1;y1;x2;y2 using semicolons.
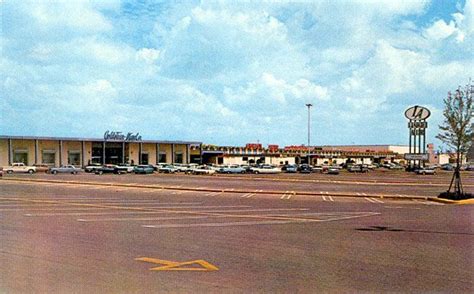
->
466;165;474;171
250;165;281;174
5;163;36;174
33;164;50;173
312;165;323;173
95;164;124;175
192;165;216;175
414;167;436;175
0;167;3;177
49;165;81;174
173;164;188;173
218;165;246;174
117;164;135;173
284;164;298;173
327;167;340;175
184;164;199;174
349;164;369;173
133;165;155;174
441;163;454;171
298;164;313;174
85;164;102;173
158;164;177;173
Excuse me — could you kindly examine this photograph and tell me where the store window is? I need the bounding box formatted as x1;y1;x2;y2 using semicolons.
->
68;151;81;166
42;151;56;165
13;151;28;164
158;152;167;163
175;152;183;164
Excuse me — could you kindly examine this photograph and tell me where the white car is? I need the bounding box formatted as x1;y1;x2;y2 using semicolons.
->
192;165;216;175
250;165;281;174
5;163;37;174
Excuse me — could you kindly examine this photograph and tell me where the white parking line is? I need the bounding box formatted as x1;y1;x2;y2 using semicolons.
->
24;208;307;217
364;197;377;203
280;191;293;200
143;220;305;229
412;200;445;206
328;196;334;202
241;193;255;198
77;215;213;222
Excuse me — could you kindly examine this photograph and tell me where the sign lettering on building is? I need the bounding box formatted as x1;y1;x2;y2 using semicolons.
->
104;131;142;142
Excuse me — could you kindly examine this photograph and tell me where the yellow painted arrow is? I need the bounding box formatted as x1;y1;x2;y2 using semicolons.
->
135;257;219;271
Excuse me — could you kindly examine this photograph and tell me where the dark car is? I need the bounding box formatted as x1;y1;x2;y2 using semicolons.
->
441;163;454;171
298;164;313;173
134;165;155;174
283;164;298;173
95;164;124;175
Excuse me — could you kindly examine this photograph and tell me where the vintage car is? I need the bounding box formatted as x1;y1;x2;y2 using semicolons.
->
192;165;216;175
327;167;340;175
250;165;281;174
133;165;155;174
84;164;102;173
414;167;436;175
117;164;135;173
49;165;81;174
95;164;125;175
348;164;369;173
33;164;50;173
298;164;313;174
283;164;298;173
5;163;36;174
158;164;177;173
218;165;246;174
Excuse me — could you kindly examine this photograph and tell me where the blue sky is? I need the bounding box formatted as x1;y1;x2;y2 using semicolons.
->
1;0;473;148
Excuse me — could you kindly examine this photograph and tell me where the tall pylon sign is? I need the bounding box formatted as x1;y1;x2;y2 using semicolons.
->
404;105;431;169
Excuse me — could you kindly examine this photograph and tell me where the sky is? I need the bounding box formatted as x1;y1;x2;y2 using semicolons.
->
1;0;473;148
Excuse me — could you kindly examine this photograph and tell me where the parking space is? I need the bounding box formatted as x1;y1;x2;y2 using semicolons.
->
0;172;472;293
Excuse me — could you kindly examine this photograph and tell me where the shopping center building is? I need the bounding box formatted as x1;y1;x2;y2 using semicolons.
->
0;133;201;167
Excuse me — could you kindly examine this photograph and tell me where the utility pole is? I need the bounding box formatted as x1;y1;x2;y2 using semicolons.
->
305;103;313;147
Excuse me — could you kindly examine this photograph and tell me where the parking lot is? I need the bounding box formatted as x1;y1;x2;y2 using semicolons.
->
1;171;473;293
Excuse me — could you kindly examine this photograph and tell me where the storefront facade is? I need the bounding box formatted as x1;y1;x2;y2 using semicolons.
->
0;135;201;167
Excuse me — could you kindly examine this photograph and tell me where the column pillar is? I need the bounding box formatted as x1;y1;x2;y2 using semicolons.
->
122;142;125;165
82;141;86;167
199;143;203;164
8;139;12;166
102;141;106;165
185;144;190;164
34;139;39;164
139;142;143;165
171;144;175;164
59;140;63;166
156;143;159;164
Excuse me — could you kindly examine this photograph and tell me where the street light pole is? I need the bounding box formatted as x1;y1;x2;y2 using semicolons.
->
305;103;313;147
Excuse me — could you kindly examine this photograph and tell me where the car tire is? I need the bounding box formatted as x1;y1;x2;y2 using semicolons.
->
52;170;58;175
7;170;13;174
28;169;34;174
99;171;103;175
254;171;259;174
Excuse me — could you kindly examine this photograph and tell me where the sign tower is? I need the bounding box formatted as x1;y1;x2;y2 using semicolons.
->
404;105;431;169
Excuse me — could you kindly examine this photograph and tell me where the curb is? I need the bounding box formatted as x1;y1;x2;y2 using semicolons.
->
1;177;441;202
429;197;474;205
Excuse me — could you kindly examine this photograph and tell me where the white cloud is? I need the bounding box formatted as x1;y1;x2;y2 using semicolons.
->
424;19;458;40
136;48;161;64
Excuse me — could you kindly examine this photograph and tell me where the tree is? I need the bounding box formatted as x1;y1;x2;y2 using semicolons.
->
436;80;473;200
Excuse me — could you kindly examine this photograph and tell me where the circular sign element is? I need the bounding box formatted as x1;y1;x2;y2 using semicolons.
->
405;105;431;120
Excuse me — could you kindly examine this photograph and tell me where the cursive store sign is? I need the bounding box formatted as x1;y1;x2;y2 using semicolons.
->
104;131;142;142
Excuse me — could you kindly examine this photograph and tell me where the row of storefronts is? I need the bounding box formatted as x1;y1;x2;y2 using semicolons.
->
1;133;453;168
0;135;201;167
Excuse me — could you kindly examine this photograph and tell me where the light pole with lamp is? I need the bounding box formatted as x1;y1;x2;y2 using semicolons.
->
306;103;313;164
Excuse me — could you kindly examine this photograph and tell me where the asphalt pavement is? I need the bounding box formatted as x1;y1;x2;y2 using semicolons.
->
0;171;473;293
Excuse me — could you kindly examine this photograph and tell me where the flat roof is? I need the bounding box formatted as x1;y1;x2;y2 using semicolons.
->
0;135;201;145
